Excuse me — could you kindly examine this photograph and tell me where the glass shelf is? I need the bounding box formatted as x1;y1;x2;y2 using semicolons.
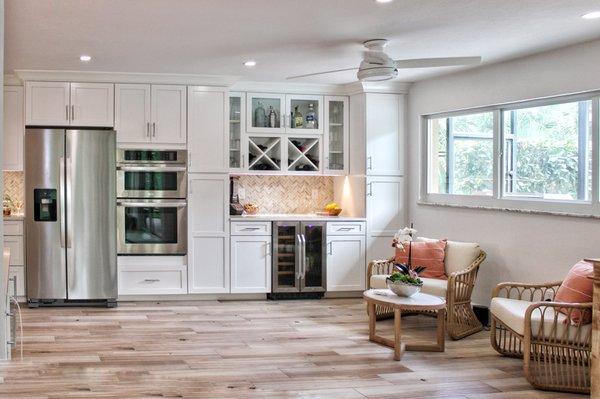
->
287;137;320;172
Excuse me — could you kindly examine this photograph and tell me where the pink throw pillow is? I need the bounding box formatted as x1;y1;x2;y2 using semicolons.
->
395;240;447;280
555;260;594;325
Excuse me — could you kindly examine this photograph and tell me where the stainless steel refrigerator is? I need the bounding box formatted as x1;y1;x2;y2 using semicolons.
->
25;128;117;307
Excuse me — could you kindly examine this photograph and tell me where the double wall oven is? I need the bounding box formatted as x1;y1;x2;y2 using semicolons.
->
116;149;187;255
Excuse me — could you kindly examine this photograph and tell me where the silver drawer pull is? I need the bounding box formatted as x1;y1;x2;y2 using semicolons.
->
337;227;354;231
242;227;262;231
143;278;160;283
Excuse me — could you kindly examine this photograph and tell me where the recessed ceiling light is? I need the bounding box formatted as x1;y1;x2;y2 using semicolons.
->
79;55;92;62
244;60;257;67
582;11;600;19
375;0;394;3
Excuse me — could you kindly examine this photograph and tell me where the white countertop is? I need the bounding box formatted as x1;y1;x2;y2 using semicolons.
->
230;214;366;222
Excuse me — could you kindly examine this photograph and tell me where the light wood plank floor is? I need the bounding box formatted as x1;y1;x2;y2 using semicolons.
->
0;299;586;398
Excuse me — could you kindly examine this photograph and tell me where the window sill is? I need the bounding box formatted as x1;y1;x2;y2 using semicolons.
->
417;200;600;220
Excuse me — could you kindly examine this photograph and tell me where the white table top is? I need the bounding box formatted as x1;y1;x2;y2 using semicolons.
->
363;289;446;310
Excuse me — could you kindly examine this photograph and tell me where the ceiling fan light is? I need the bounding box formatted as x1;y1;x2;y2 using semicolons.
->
357;67;398;81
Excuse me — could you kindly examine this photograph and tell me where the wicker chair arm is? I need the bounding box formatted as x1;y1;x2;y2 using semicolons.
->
367;258;395;279
492;281;563;302
524;301;593;346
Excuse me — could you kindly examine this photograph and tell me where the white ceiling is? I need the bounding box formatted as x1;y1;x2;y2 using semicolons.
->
6;0;600;84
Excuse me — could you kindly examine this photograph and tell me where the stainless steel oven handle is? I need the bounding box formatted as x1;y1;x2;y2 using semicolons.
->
116;165;188;172
59;157;66;248
117;201;187;208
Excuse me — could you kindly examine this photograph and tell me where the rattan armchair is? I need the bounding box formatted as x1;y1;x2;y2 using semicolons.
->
490;281;592;394
367;250;486;340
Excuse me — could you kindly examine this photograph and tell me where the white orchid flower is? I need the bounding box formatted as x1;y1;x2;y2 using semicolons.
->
398;227;417;237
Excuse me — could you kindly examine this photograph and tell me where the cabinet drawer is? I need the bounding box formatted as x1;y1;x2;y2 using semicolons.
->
3;236;24;266
4;221;24;236
8;266;25;297
118;265;187;295
231;221;271;236
327;222;366;236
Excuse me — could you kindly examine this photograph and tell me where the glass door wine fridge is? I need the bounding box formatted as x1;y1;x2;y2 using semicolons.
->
270;221;326;298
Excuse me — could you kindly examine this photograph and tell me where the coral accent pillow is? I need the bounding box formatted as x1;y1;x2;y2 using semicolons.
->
555;260;594;325
395;240;447;280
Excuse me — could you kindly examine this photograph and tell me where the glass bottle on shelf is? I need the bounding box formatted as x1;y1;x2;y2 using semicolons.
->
293;106;303;128
306;103;317;129
268;106;277;128
255;101;266;127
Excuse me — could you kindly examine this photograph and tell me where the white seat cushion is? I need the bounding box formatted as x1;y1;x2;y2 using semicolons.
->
369;275;447;298
490;297;591;344
417;237;481;275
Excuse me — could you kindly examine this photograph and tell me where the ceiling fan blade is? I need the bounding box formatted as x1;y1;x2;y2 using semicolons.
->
286;67;359;80
395;56;482;69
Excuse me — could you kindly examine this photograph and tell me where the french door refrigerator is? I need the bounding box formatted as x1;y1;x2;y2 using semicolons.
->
25;128;117;307
270;221;326;299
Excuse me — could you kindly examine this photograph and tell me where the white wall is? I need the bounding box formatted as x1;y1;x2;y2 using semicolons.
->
408;39;600;306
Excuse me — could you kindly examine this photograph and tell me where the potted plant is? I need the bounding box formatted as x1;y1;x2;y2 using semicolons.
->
387;224;426;297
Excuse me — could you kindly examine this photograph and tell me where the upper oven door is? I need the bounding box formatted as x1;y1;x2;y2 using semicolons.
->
116;165;187;199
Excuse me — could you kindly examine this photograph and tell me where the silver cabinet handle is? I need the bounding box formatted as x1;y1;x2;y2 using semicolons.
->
295;234;302;280
152;122;156;137
71;105;75;121
266;242;271;256
367;183;373;196
66;157;73;249
242;227;261;231
143;279;160;283
367;156;373;170
300;234;307;279
146;122;150;137
65;105;69;121
188;153;192;167
117;200;187;208
337;227;353;231
328;242;333;255
241;154;245;168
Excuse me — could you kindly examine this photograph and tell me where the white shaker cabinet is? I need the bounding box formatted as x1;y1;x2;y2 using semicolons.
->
230;235;271;293
188;86;228;173
3;86;24;171
151;85;187;144
114;84;151;143
326;234;366;292
365;93;404;176
25;81;70;126
115;84;186;145
187;174;229;293
366;175;405;237
25;81;114;127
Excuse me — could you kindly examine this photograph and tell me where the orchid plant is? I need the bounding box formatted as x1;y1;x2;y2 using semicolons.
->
387;223;426;286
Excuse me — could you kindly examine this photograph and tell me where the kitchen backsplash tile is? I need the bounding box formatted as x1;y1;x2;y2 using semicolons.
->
4;171;24;212
237;175;333;214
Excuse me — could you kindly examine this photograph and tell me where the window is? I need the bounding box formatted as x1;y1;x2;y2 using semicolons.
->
428;112;494;196
502;100;592;201
422;93;599;216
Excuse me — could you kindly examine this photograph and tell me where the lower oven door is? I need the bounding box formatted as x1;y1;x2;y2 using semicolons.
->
117;199;187;255
116;165;187;198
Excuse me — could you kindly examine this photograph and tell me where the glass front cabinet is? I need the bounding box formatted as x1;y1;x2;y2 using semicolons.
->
324;96;349;175
229;92;245;172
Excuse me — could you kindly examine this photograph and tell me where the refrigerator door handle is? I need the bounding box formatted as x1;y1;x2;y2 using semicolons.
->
59;157;66;248
295;234;301;281
66;157;73;249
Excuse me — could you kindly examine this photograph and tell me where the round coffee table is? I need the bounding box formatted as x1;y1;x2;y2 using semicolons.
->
363;289;446;361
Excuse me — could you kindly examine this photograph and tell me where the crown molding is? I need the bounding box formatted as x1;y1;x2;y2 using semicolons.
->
230;80;347;95
3;74;22;86
14;70;240;86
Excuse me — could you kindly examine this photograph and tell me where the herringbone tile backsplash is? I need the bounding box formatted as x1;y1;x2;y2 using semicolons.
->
236;175;334;214
3;171;24;213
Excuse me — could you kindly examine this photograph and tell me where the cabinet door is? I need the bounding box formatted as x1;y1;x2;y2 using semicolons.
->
285;94;323;134
230;236;271;293
367;176;405;237
246;93;286;133
326;235;366;291
25;81;70;126
228;92;245;172
188;174;229;293
115;84;151;143
151;85;186;144
366;93;404;175
70;83;114;127
3;86;24;171
324;96;349;175
188;86;228;173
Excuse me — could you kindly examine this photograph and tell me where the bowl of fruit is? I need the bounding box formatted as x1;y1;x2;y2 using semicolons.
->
243;203;259;215
324;202;342;216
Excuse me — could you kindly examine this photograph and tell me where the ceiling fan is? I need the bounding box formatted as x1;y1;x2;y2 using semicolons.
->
286;39;482;81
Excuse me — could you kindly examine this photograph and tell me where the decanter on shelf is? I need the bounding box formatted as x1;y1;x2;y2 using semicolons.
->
305;103;317;129
255;101;267;127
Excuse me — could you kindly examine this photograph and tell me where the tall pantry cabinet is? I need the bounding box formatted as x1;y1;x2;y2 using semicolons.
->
187;86;230;293
346;91;406;262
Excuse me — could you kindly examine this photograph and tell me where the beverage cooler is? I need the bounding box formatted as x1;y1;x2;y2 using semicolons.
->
269;221;326;299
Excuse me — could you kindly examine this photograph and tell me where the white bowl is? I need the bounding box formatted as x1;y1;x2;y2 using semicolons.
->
387;280;422;297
